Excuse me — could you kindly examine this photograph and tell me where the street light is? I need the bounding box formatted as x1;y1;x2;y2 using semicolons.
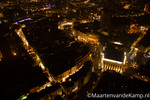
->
12;52;17;56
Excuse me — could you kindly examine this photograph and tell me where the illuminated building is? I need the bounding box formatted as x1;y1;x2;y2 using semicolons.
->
72;29;99;44
100;42;126;74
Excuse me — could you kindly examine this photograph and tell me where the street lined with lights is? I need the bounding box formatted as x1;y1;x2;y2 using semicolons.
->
15;25;53;83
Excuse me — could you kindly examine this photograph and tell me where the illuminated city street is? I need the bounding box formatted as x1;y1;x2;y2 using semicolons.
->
0;0;150;100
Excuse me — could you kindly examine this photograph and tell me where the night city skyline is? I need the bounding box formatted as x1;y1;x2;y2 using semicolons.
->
0;0;150;100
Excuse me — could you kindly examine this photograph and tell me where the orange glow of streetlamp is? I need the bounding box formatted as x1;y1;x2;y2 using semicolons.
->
13;52;17;56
